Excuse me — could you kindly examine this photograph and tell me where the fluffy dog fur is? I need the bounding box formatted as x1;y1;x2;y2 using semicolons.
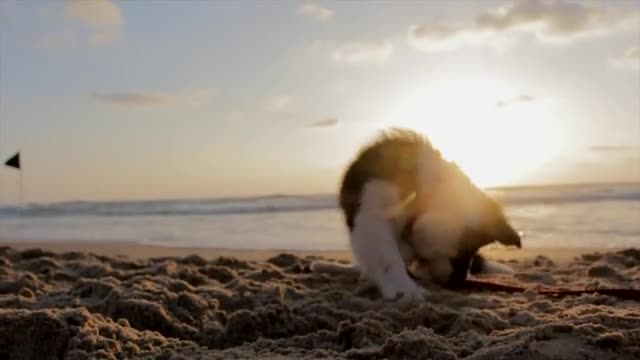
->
335;129;445;299
311;128;521;299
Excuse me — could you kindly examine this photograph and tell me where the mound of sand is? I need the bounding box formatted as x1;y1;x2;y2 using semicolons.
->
1;246;639;359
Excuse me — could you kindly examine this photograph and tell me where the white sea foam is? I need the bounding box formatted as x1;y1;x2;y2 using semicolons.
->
0;183;638;250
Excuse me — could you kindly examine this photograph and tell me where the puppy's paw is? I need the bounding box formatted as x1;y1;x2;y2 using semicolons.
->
380;279;428;300
400;284;428;300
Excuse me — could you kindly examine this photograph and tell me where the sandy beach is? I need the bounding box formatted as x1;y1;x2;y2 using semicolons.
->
2;0;639;359
0;240;611;264
1;241;639;359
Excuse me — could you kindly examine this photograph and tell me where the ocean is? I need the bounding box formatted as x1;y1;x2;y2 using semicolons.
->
0;183;638;251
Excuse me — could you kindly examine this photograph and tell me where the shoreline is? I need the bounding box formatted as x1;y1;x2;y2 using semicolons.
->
0;239;623;264
0;240;354;262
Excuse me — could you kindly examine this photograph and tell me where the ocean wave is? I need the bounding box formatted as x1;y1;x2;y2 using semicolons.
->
0;195;339;218
0;183;638;219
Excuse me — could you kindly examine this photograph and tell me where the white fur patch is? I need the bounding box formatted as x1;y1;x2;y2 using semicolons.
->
350;180;427;299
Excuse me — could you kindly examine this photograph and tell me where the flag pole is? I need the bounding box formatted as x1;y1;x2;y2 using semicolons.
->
17;156;24;220
18;150;24;218
19;166;24;207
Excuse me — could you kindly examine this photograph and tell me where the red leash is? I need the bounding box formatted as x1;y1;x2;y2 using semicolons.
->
462;279;640;301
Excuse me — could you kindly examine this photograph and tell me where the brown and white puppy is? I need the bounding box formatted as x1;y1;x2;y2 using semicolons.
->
310;128;521;299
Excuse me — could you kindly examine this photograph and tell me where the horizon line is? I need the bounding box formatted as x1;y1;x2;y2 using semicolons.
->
0;180;638;207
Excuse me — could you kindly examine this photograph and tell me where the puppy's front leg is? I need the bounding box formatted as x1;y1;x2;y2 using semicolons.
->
350;181;427;300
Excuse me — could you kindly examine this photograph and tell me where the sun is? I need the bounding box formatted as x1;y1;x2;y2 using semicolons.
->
380;76;566;188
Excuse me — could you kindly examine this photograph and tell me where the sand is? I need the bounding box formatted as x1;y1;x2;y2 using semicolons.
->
1;241;639;359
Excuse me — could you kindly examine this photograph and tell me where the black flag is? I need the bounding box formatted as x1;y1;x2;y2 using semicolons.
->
4;152;20;170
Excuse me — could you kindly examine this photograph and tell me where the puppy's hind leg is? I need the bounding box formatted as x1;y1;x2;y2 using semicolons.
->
351;180;427;300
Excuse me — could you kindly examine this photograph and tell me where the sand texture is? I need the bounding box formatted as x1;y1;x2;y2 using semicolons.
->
1;245;639;359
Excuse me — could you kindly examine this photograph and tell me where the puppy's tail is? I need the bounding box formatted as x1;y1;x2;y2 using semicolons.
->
470;254;515;275
309;260;359;276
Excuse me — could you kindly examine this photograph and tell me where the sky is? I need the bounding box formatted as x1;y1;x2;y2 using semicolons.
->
0;0;639;204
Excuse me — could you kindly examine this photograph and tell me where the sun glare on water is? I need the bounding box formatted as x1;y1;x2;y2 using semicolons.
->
381;76;566;188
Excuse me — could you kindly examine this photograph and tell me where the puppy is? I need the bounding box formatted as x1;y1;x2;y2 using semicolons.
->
311;128;521;299
329;128;446;299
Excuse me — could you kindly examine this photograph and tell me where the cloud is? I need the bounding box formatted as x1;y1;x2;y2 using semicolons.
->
94;92;174;106
608;46;640;71
314;40;393;64
93;88;218;108
496;94;534;108
34;0;123;48
64;0;122;28
308;118;339;127
64;0;123;45
475;0;629;37
408;23;492;52
589;145;634;152
297;3;334;21
264;95;292;112
408;0;639;52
